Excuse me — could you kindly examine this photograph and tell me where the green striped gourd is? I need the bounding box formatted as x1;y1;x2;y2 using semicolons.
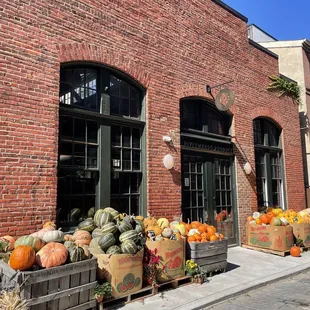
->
78;218;96;232
92;228;104;239
103;207;120;221
118;221;133;234
70;208;81;222
135;219;144;233
101;222;117;235
94;209;112;228
106;245;122;254
14;236;46;253
89;237;101;249
87;207;95;218
89;247;105;255
119;230;139;243
64;241;75;249
98;233;116;251
67;244;86;263
121;240;138;254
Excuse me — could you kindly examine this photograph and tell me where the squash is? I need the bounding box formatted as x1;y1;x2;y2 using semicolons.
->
143;217;157;229
43;230;64;243
136;215;144;221
106;245;122;254
170;221;180;230
184;219;192;232
64;241;75;249
2;236;15;251
98;233;116;251
92;228;104;239
118;221;133;233
94;209;112;228
188;228;199;236
119;230;139;243
290;245;301;257
70;208;81;222
187;235;196;242
157;218;169;229
87;207;95;218
30;226;55;239
175;224;186;236
43;221;57;229
64;234;74;242
89;237;101;249
206;226;216;236
15;236;46;253
102;207;120;221
121;240;138;254
89;247;105;255
146;225;162;236
36;243;68;268
101;222;117;235
78;218;96;232
9;246;35;271
67;244;86;263
73;230;91;246
162;227;173;238
259;214;271;225
270;217;282;226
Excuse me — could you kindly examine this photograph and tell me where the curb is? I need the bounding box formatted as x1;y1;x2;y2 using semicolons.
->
175;262;310;310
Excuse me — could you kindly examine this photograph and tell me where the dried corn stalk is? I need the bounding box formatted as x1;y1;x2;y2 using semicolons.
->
0;289;28;310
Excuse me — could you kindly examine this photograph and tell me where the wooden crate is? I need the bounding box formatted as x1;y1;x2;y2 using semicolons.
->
0;257;97;310
187;239;228;274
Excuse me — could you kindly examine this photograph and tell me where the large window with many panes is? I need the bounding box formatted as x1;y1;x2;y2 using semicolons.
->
58;65;145;230
253;118;285;211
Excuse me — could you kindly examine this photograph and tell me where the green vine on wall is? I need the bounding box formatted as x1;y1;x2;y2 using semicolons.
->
267;75;301;105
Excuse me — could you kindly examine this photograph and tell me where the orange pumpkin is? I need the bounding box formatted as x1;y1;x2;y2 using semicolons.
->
2;235;15;251
73;230;91;246
206;226;216;236
255;218;262;225
193;233;202;242
290;245;301;257
209;234;219;242
267;212;275;219
219;233;225;239
200;232;209;241
191;221;201;229
259;214;271;225
43;221;57;229
247;216;254;223
197;224;207;234
36;242;68;268
64;234;74;242
187;235;196;242
9;246;35;271
184;219;192;232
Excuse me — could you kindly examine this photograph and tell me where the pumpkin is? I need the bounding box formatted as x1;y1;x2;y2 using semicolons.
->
9;246;35;271
259;214;271;225
174;232;182;241
200;232;209;241
198;224;207;234
267;212;275;219
43;221;57;229
188;228;199;236
187;235;196;242
194;233;201;242
157;218;169;229
64;234;74;242
191;221;201;229
143;216;157;229
290;245;301;257
67;244;86;263
162;227;173;238
184;219;192;232
219;233;225;239
210;234;219;242
2;236;15;251
73;230;91;246
43;230;64;243
15;236;46;253
36;243;68;268
30;226;55;239
206;226;216;236
146;225;162;236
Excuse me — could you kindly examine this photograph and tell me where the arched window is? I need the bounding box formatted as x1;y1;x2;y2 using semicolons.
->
58;65;145;230
253;118;284;210
180;98;229;136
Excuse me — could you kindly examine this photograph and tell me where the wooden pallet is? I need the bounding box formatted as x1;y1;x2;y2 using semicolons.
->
242;244;291;257
99;276;192;309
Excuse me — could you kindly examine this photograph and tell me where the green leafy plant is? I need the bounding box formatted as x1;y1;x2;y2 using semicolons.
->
94;282;112;300
267;75;301;105
185;260;207;283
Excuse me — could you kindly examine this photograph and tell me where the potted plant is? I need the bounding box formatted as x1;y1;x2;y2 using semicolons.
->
94;282;112;303
185;260;207;284
143;248;162;287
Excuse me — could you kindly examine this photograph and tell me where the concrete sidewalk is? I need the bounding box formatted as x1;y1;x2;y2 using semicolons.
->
118;246;310;310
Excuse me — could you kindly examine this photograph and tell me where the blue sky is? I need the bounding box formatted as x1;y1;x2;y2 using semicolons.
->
222;0;309;40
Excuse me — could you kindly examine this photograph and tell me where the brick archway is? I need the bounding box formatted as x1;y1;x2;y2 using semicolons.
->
57;43;151;88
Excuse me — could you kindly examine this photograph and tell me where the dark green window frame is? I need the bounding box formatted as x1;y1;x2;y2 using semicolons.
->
253;118;285;211
57;64;146;230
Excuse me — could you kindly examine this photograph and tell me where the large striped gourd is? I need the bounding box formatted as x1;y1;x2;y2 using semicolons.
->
87;207;95;218
67;244;86;263
89;237;101;249
119;230;139;243
118;221;133;234
98;233;116;251
106;245;122;254
135;219;144;234
101;222;117;235
121;240;138;254
92;228;104;239
78;218;96;232
94;209;112;228
15;236;46;253
103;207;120;221
70;208;81;222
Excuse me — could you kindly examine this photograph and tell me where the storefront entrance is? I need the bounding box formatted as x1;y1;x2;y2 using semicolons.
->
180;97;238;245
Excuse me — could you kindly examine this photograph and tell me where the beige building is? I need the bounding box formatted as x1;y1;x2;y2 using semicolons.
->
248;24;310;206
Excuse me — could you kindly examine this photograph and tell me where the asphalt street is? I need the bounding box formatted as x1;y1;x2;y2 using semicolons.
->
204;269;310;310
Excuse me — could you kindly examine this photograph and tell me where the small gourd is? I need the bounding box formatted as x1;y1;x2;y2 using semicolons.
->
162;227;173;238
155;235;164;241
188;228;199;236
157;218;169;229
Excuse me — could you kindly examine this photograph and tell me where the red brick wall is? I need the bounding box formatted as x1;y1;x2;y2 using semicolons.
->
0;0;305;241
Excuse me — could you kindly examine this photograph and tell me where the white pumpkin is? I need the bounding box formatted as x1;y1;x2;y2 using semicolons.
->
188;228;199;236
170;221;180;230
43;230;64;243
162;227;173;238
157;218;169;229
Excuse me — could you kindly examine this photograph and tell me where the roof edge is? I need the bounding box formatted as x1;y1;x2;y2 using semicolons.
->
248;23;278;41
211;0;248;23
248;39;278;59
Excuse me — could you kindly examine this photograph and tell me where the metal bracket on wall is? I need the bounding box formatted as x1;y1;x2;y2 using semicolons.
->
206;80;234;94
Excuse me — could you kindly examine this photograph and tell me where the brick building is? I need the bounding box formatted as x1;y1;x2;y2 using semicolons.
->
0;0;305;245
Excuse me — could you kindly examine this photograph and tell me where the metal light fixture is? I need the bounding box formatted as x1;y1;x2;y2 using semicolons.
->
163;154;174;170
244;162;252;175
